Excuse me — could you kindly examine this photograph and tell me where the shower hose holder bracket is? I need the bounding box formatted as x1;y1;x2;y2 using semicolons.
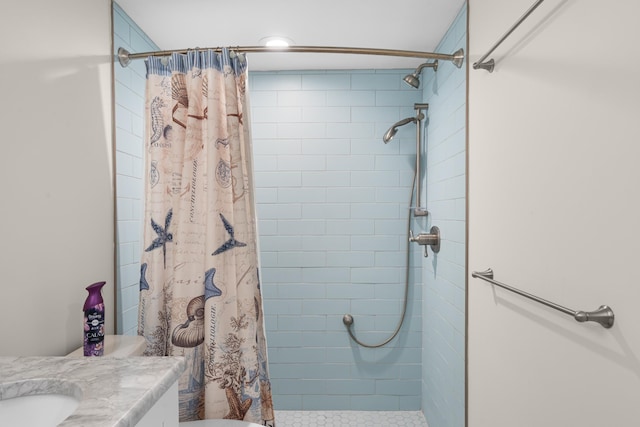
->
413;207;428;217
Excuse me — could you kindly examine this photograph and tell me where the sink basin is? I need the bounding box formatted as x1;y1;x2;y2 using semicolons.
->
0;393;79;426
0;380;80;427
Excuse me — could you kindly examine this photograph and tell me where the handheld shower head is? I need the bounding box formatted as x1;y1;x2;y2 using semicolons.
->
382;116;417;143
382;127;398;143
403;60;438;89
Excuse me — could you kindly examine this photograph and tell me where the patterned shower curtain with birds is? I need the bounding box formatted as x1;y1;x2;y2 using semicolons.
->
138;49;274;425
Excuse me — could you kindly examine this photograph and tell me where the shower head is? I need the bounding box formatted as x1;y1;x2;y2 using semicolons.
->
382;117;417;143
403;60;438;89
402;74;420;89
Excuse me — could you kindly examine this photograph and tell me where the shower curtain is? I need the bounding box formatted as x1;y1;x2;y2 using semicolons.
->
138;49;274;425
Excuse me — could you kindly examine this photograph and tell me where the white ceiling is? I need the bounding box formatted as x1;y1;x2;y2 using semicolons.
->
116;0;466;71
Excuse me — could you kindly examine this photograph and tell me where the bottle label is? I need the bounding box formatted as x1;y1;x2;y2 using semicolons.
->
84;306;105;356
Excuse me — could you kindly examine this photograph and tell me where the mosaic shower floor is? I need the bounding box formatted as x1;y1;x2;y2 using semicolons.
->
274;411;429;427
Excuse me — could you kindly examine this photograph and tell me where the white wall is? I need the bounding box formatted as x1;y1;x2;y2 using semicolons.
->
468;0;640;425
0;0;114;356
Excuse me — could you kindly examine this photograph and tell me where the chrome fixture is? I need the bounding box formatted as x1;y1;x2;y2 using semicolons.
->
409;226;440;257
382;103;429;216
403;61;438;89
472;268;615;329
473;0;545;72
117;46;464;69
382;116;419;144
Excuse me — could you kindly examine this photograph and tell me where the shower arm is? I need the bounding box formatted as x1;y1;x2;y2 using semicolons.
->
414;103;429;217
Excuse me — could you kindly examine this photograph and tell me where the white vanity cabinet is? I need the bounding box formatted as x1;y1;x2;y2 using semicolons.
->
136;382;179;427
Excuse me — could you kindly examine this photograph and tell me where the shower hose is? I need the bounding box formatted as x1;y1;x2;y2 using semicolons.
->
342;170;416;348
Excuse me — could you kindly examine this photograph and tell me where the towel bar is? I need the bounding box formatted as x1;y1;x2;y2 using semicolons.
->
472;268;614;328
473;0;545;72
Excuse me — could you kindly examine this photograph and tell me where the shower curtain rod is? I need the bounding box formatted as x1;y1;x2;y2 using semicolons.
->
117;46;465;68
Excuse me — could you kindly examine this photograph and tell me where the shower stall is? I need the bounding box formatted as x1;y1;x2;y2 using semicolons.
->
113;2;466;426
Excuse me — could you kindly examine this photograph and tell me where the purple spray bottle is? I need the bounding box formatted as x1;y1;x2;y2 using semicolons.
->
83;281;106;356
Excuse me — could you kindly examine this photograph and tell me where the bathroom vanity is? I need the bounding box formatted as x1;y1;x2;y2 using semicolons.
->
0;355;185;426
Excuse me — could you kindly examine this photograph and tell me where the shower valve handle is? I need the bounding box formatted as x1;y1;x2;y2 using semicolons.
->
409;226;441;257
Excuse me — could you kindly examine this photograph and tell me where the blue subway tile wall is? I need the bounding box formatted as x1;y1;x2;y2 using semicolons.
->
113;3;158;335
249;70;424;410
420;4;467;427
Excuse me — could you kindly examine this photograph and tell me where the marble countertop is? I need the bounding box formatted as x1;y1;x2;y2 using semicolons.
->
0;356;185;427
